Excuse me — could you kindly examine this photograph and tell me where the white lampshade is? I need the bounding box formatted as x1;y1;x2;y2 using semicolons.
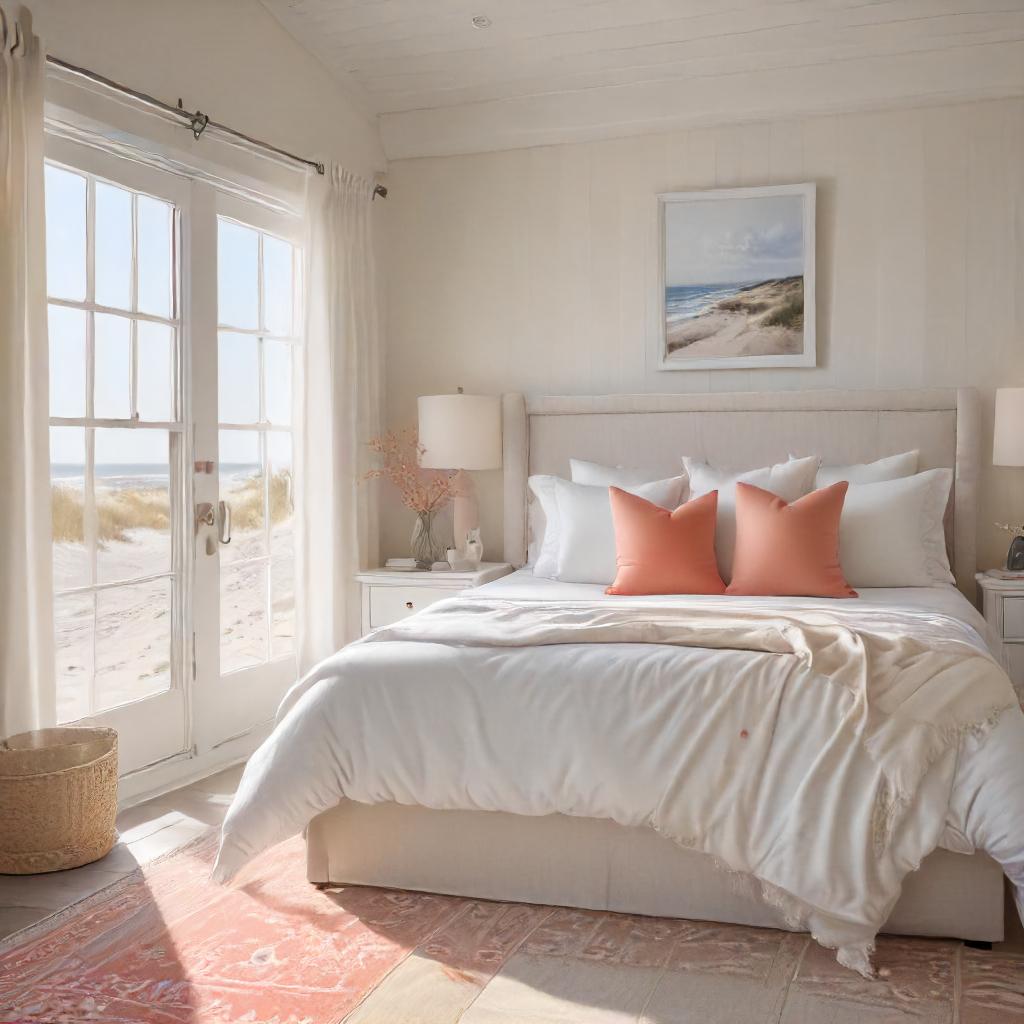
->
418;392;502;470
993;388;1024;467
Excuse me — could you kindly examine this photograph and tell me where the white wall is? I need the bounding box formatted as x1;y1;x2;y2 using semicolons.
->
382;98;1024;572
23;0;385;180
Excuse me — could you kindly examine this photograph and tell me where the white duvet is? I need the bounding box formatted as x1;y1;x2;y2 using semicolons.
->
214;574;1024;976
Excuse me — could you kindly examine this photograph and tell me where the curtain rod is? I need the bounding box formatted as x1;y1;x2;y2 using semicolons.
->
46;54;389;197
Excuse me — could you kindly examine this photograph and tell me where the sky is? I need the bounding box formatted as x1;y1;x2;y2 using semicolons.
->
665;193;804;287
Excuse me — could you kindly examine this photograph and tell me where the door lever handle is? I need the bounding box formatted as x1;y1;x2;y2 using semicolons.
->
195;502;215;532
218;500;232;545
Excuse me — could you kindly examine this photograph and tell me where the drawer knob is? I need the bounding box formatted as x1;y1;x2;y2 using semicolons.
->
405;601;414;609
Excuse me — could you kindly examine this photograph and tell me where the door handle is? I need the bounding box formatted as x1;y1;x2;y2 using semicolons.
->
195;502;215;533
218;500;232;545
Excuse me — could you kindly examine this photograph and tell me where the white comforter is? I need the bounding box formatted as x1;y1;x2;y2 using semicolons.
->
214;578;1024;976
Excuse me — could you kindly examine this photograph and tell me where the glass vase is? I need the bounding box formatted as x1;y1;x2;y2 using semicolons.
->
411;509;446;570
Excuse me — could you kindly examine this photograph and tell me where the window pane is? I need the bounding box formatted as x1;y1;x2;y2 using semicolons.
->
94;182;132;310
218;332;260;423
55;592;94;723
138;321;173;422
268;432;294;660
219;430;264;565
94;429;170;584
263;340;291;425
94;313;131;420
263;234;293;335
218;220;259;329
50;426;90;592
95;578;171;711
137;195;172;318
48;305;86;418
44;165;87;301
222;561;268;674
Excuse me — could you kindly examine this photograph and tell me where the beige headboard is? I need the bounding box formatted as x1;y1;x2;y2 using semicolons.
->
502;388;980;595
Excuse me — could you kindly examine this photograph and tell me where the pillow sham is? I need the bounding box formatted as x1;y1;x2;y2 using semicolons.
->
570;458;675;489
791;450;919;488
682;455;819;582
838;469;953;587
606;489;725;596
554;475;688;584
727;482;857;599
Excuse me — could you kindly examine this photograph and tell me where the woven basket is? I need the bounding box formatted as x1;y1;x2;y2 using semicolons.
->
0;727;118;874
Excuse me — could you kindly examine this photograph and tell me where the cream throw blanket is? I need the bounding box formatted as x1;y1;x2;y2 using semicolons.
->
364;598;1016;975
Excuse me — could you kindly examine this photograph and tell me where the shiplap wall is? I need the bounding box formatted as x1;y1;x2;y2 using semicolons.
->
382;97;1024;572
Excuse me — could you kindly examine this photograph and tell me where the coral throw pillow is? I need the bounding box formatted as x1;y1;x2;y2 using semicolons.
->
606;488;726;596
727;482;857;598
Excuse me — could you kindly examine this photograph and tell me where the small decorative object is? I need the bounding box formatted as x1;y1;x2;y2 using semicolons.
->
0;727;118;874
446;547;474;571
657;183;816;371
996;524;1024;572
463;527;484;569
364;429;462;570
418;388;502;563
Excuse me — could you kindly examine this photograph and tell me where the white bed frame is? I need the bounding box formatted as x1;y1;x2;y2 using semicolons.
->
308;387;1004;943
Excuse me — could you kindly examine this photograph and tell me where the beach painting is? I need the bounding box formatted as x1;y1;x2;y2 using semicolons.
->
657;183;815;370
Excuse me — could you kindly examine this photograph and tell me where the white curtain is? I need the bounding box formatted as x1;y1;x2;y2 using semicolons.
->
0;5;55;738
298;165;382;668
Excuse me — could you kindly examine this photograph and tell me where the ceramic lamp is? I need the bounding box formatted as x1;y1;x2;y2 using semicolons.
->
418;390;502;562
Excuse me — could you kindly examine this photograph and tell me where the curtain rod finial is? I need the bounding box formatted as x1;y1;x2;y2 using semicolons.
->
373;183;388;200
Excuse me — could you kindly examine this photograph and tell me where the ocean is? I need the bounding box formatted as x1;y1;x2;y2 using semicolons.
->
51;464;261;488
665;282;760;323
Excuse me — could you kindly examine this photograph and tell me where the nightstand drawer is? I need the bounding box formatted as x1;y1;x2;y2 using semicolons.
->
1003;598;1024;640
368;585;457;629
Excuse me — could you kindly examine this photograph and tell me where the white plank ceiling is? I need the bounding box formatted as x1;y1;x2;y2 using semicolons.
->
261;0;1024;158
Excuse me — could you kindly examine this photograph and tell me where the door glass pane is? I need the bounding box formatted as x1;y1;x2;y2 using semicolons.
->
222;561;268;674
95;578;171;711
94;429;170;583
218;220;259;329
137;195;173;318
94;313;131;420
55;592;94;723
47;305;86;418
138;321;173;422
95;182;132;310
263;340;291;425
268;432;294;659
44;165;87;302
219;430;264;565
218;332;259;423
50;426;90;591
262;234;293;335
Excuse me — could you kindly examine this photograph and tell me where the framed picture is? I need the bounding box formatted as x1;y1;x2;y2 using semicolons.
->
656;183;815;371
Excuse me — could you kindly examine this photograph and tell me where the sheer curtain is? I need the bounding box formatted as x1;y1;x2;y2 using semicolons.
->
297;165;382;669
0;4;55;738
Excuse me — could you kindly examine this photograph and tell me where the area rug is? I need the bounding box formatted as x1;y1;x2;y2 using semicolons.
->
1;829;1022;1024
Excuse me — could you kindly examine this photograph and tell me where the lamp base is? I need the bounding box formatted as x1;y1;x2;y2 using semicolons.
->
1008;536;1024;572
452;472;483;569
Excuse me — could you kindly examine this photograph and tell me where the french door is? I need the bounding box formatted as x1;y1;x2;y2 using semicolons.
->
45;135;301;777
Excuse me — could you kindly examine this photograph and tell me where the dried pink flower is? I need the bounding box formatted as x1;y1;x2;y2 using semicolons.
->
363;428;462;514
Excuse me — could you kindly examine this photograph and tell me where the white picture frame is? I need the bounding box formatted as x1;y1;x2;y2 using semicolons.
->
655;182;816;372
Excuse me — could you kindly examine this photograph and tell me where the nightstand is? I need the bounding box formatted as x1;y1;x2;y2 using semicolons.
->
356;563;514;635
976;572;1024;700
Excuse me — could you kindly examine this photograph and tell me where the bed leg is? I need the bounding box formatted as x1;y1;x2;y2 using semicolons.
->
314;881;331;891
964;940;993;951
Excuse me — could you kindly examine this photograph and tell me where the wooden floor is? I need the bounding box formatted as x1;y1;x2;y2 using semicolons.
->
0;763;242;941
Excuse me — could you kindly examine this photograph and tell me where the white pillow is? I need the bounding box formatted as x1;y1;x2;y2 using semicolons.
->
792;450;919;488
554;475;688;584
570;458;675;489
838;469;953;587
683;456;819;582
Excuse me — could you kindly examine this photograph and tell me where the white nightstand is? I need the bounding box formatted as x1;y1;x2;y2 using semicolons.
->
976;572;1024;699
356;563;514;636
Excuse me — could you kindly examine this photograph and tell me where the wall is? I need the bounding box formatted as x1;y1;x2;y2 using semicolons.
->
382;98;1024;571
22;0;385;180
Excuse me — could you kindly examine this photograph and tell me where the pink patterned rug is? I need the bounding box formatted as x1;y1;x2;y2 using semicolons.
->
1;830;1022;1023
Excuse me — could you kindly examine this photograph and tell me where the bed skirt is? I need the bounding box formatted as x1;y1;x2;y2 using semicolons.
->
306;800;1005;942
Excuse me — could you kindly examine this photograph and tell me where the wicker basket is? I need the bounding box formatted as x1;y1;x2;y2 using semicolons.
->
0;727;118;874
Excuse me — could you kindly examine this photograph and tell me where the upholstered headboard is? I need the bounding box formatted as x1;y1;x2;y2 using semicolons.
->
502;388;980;595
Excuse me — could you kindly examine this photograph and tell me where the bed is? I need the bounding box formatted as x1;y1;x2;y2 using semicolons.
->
216;388;1024;971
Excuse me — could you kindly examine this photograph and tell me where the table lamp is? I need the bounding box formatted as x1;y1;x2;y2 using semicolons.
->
993;387;1024;571
418;389;502;567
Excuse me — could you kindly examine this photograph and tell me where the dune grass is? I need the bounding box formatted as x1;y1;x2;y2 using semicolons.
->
51;470;293;545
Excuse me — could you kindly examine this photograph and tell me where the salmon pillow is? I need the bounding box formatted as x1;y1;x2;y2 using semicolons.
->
606;488;726;596
728;481;857;598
